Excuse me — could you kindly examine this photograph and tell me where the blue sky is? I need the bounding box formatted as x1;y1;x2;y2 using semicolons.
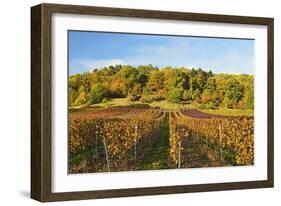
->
69;31;254;75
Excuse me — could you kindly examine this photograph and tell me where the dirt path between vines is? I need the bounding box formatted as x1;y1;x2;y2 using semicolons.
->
137;114;170;170
137;112;228;170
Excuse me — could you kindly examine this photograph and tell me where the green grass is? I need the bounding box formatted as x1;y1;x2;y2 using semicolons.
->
185;102;254;117
91;98;189;110
198;107;254;117
69;148;95;165
137;114;170;170
149;100;186;110
102;98;132;107
201;138;237;166
92;98;139;108
151;101;253;117
84;97;253;117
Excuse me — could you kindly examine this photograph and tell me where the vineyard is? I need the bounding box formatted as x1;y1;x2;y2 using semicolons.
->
68;106;254;174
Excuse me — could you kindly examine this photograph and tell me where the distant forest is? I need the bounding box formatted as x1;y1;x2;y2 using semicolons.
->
69;65;254;110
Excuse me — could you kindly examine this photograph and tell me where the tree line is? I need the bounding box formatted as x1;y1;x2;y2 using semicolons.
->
69;64;254;110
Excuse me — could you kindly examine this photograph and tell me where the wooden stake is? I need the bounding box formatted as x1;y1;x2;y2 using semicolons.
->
178;140;181;169
134;124;138;165
95;125;98;156
103;137;110;172
218;123;223;161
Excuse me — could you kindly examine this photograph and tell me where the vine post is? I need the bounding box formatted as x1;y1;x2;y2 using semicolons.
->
178;140;181;169
103;137;110;172
95;124;98;156
218;123;223;161
134;124;138;166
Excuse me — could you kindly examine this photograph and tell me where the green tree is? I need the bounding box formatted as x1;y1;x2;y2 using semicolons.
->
69;88;78;107
147;70;165;92
73;86;88;106
131;84;142;96
182;90;190;101
168;88;183;103
192;88;201;101
88;84;109;104
74;92;87;106
116;65;138;95
224;79;244;108
201;77;218;104
243;87;254;109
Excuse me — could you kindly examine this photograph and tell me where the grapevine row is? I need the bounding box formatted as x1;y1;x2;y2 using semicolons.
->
175;110;254;165
69;108;166;173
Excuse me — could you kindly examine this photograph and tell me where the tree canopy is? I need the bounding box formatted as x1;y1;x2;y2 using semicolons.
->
69;65;254;110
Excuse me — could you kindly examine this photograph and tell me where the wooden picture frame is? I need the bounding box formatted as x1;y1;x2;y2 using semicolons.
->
31;3;274;202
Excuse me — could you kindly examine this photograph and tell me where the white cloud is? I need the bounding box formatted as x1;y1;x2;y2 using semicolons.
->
70;41;191;73
69;59;128;74
85;59;124;69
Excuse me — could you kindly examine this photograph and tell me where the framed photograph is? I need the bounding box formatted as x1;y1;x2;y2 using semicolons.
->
31;3;274;202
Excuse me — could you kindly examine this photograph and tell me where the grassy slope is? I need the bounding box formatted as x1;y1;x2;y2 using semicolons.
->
87;97;254;117
199;108;253;117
